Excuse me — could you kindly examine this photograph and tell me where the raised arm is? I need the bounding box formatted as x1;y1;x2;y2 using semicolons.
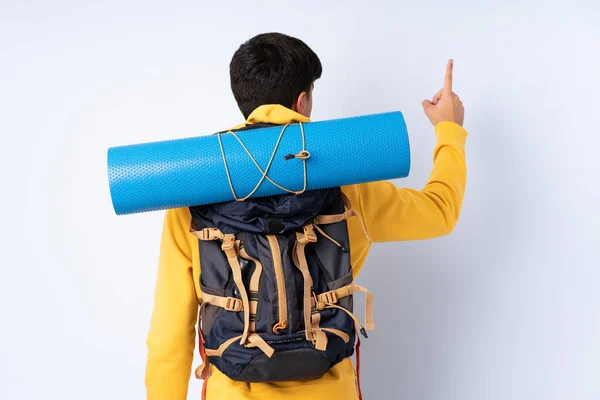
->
358;60;467;242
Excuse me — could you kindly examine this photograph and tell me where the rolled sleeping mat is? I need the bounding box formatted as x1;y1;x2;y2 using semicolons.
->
107;111;411;215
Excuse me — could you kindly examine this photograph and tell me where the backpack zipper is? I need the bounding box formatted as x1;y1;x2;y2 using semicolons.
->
266;235;288;332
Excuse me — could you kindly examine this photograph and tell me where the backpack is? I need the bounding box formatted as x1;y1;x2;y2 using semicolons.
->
189;125;374;384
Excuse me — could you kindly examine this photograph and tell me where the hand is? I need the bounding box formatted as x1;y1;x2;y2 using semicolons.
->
422;59;465;127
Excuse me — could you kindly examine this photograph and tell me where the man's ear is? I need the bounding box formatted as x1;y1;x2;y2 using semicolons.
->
292;92;306;114
292;91;307;114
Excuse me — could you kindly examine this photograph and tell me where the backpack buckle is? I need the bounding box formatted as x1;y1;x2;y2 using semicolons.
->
221;235;236;251
225;297;243;312
298;225;317;244
200;228;223;241
319;291;338;305
312;291;326;310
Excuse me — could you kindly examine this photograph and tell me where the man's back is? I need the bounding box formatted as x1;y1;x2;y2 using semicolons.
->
145;104;467;399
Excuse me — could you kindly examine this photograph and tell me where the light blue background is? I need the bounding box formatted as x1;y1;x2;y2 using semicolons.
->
1;1;598;399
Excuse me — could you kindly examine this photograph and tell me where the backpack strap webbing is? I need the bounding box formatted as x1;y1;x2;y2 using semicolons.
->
313;193;371;243
239;247;263;333
205;335;243;357
194;305;210;400
204;333;274;358
313;284;375;337
198;326;210;399
245;333;275;357
310;311;328;351
221;234;251;345
355;327;363;400
293;225;327;350
190;227;253;345
191;227;276;358
199;292;243;312
190;227;225;241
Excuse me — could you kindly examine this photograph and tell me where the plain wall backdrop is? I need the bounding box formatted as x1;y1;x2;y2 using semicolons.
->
1;1;599;399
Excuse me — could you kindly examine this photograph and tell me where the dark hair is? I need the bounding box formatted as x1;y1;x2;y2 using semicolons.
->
230;32;322;118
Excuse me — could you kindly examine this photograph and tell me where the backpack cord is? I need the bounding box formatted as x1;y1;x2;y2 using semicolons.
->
313;224;344;249
218;122;310;202
313;193;372;244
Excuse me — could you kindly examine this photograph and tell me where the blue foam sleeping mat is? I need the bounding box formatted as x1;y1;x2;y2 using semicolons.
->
107;111;411;215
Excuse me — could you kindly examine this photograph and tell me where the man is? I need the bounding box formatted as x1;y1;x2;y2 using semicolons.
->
145;32;466;400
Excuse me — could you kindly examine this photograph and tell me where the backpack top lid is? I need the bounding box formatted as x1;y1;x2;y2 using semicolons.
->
190;188;337;236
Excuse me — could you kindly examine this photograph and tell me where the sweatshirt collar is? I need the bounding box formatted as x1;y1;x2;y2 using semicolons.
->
230;104;311;130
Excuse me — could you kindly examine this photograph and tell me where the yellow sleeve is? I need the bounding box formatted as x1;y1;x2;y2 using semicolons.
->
145;208;198;400
357;121;467;242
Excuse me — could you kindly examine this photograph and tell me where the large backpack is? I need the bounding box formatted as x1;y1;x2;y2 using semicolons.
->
189;125;374;384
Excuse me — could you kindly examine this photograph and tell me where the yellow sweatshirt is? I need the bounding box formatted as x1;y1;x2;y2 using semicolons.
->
145;105;468;400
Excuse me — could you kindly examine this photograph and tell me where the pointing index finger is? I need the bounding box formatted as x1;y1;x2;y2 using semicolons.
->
444;59;453;93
